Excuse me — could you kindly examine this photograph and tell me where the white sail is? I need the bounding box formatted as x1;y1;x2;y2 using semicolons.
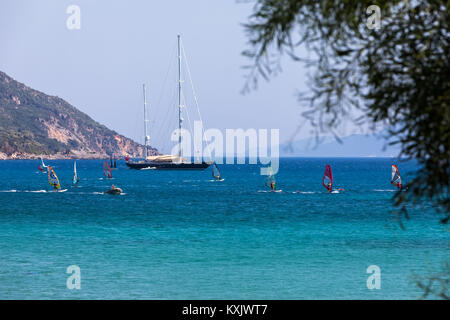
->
72;161;79;185
40;157;48;168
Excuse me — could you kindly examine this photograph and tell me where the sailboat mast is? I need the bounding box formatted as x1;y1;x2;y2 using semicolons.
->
177;34;182;158
143;83;149;158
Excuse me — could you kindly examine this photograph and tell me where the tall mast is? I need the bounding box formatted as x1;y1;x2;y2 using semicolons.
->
177;34;182;157
143;83;149;158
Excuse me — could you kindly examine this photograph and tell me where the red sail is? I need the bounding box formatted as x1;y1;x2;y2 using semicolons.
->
322;164;333;191
103;160;112;178
391;165;402;189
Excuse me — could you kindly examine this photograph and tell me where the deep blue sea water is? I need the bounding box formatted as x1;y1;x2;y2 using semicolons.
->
0;158;448;299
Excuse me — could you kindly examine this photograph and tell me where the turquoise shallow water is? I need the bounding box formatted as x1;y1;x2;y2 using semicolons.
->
0;158;448;299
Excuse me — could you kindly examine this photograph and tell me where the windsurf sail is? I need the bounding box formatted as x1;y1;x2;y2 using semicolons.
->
40;157;48;168
265;166;276;190
212;163;221;180
47;166;61;190
72;161;80;185
103;160;112;178
391;165;402;189
322;164;333;192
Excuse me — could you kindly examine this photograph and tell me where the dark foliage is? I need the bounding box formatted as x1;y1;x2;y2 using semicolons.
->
414;262;450;299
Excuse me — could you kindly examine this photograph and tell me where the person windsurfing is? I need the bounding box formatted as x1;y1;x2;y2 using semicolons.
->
391;165;402;190
323;166;344;192
212;163;221;181
322;165;333;192
103;160;112;179
265;166;278;192
47;166;61;191
72;161;80;186
38;157;47;172
270;181;276;192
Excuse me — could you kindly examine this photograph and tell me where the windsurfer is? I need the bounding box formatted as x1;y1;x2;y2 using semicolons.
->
327;182;332;192
391;165;402;190
270;181;276;192
212;163;221;181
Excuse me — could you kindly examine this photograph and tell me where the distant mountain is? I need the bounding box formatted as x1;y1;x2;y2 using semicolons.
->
0;71;157;159
280;133;400;157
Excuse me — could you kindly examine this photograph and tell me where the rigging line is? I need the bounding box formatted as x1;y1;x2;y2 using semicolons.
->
151;44;177;149
152;75;177;150
181;90;194;141
181;43;206;144
155;42;177;117
133;105;142;145
132;86;144;146
157;85;178;153
152;91;172;146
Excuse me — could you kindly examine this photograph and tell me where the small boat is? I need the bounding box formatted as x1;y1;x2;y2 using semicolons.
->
104;186;123;195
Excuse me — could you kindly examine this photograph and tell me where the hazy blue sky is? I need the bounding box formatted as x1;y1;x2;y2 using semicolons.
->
0;0;380;154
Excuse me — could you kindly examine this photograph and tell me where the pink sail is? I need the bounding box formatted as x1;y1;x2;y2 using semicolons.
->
322;164;333;192
103;160;112;179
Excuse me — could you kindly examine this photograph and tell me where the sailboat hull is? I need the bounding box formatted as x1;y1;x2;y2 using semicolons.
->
126;161;211;170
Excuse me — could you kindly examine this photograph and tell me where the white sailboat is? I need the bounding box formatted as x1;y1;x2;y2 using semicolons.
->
127;35;211;170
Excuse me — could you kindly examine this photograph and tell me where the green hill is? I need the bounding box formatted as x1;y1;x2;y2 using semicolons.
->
0;71;157;159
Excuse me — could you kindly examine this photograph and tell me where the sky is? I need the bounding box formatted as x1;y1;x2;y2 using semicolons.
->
0;0;384;155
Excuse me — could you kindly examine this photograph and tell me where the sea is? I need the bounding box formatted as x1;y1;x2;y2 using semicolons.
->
0;158;448;299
